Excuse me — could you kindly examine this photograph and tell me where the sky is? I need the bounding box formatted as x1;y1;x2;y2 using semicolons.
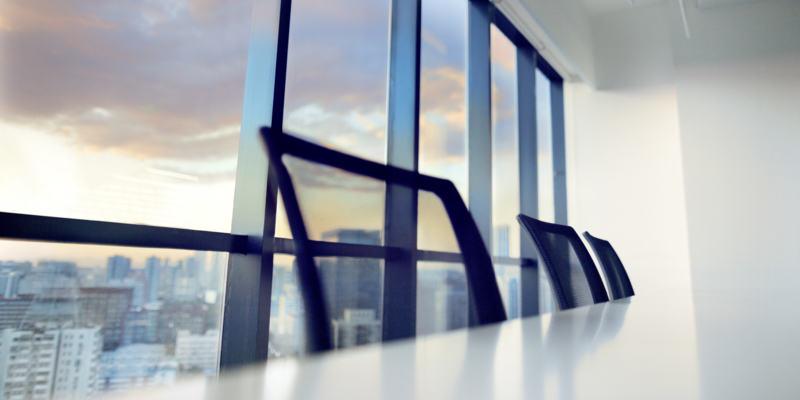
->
0;0;551;267
0;0;252;265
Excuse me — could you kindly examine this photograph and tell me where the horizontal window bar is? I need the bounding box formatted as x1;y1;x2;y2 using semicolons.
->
0;212;537;267
0;212;250;254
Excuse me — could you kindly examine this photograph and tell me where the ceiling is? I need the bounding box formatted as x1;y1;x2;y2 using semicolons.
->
580;0;772;15
580;0;665;15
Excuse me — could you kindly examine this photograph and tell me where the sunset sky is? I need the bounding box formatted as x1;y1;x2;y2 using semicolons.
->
0;0;549;268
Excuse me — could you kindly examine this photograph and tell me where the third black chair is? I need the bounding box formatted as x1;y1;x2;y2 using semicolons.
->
582;232;634;300
516;214;609;311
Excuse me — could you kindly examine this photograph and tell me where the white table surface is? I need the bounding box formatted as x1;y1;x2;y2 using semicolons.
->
111;291;800;400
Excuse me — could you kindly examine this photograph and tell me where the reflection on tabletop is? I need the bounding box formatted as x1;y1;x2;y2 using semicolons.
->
109;300;635;400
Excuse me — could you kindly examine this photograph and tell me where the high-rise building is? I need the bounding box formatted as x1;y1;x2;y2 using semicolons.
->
416;268;468;335
79;287;133;351
0;270;21;298
155;302;207;345
0;327;102;400
106;256;131;282
159;261;181;301
438;270;468;331
144;257;161;303
508;278;520;319
123;302;160;345
493;225;510;257
107;278;146;308
0;262;32;275
51;327;102;399
0;328;60;400
317;230;382;324
331;309;381;349
0;295;33;330
175;330;219;374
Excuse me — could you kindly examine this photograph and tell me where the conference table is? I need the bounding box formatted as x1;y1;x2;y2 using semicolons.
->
111;290;800;400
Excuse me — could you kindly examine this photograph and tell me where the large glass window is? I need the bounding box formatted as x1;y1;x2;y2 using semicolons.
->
0;241;226;397
490;25;522;319
419;0;468;200
0;0;251;233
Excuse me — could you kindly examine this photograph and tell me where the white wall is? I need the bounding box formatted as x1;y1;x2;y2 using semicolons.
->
671;0;800;293
566;3;693;295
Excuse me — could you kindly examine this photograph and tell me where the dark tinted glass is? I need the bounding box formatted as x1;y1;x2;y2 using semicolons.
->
583;232;635;300
517;215;608;310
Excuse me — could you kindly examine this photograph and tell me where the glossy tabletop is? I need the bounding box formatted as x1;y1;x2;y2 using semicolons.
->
111;291;800;400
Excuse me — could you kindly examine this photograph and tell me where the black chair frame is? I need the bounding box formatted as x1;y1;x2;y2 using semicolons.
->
261;126;507;353
582;231;635;300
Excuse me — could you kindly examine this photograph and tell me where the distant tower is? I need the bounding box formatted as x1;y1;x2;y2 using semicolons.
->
493;225;510;257
144;257;161;303
317;230;382;322
508;278;519;319
106;256;131;282
0;271;20;298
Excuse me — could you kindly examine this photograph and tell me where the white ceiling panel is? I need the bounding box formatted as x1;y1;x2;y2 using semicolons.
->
580;0;665;15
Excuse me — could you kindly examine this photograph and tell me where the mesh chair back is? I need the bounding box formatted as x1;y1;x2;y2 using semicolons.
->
517;214;609;310
582;232;634;300
261;127;507;353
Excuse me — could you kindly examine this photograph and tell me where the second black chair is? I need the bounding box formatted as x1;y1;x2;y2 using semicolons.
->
517;214;609;311
582;232;634;300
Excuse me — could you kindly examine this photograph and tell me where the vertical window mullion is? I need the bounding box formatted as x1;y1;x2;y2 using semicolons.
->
383;0;422;341
516;45;540;317
220;0;290;370
466;0;492;327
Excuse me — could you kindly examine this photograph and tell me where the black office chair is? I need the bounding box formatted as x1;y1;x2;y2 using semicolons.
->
516;214;609;310
260;126;507;353
582;232;634;300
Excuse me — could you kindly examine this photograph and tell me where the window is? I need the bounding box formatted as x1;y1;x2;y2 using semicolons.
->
0;0;250;233
1;0;566;381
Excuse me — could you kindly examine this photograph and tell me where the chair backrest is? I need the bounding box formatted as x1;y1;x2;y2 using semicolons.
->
582;231;634;300
260;127;507;353
516;214;609;310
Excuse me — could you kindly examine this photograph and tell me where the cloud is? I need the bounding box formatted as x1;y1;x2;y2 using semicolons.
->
419;66;466;167
282;0;390;113
0;0;251;161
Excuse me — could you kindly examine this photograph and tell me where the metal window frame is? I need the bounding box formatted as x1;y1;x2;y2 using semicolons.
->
0;0;568;371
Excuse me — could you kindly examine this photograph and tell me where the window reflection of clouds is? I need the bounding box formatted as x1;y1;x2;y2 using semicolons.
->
419;0;468;200
282;0;390;163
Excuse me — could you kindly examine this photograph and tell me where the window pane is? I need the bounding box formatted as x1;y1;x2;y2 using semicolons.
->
494;264;521;319
0;240;227;397
268;254;385;358
417;262;468;336
269;254;304;358
490;25;520;259
318;257;383;349
281;156;385;243
536;69;555;224
282;0;390;163
0;0;252;232
417;190;460;253
419;0;468;200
